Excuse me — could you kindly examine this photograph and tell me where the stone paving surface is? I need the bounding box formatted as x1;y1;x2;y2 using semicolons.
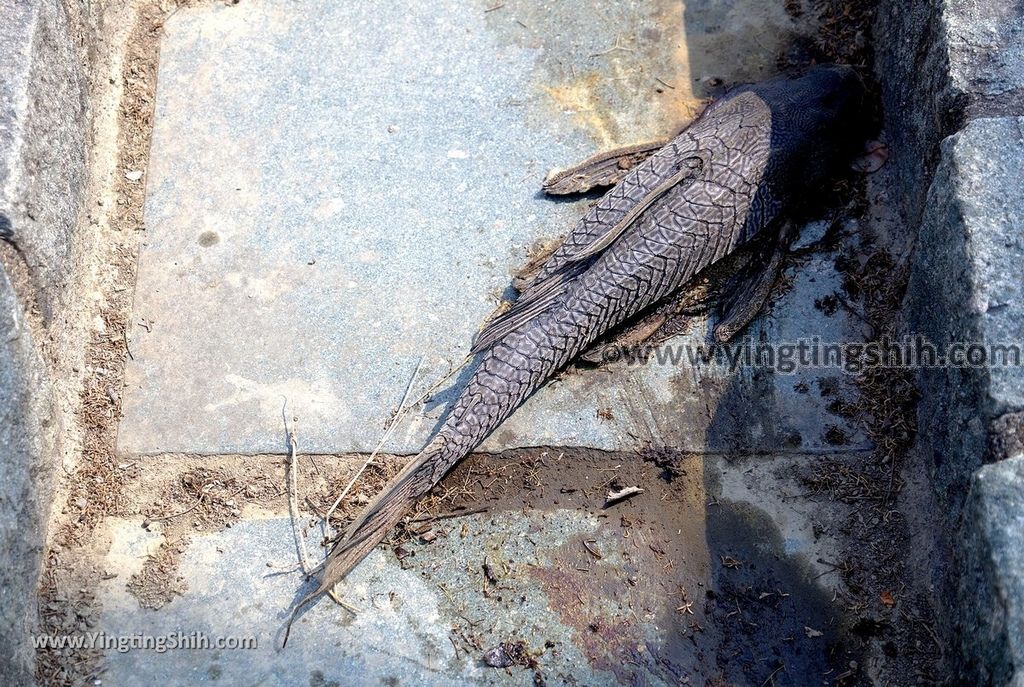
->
117;0;862;457
97;1;879;684
96;453;849;686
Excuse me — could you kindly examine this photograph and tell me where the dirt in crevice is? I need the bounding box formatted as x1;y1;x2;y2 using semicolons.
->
34;1;204;684
118;459;304;611
52;0;202;554
773;3;944;684
42;450;405;623
771;0;948;683
808;217;944;684
126;538;190;610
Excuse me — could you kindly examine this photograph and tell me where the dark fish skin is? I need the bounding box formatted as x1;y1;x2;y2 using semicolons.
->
312;64;866;597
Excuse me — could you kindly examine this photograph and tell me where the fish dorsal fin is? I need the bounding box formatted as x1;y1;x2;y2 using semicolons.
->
564;156;704;264
471;155;704;354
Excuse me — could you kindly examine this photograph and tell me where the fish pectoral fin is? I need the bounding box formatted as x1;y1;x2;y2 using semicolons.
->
511;236;565;293
479;154;708;358
543;140;669;195
712;226;792;343
579;306;675;365
579;282;718;364
565;158;705;265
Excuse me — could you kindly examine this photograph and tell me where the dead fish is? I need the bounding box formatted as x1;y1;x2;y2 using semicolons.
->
288;65;868;632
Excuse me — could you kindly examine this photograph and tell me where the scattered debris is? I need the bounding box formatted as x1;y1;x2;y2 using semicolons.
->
283;399;317;575
823;424;850;446
833;660;859;681
482;640;531;668
850;140;889;173
676;600;695;615
126;539;188;609
581;538;602;560
482;559;500;585
720;555;743;569
604;485;644;507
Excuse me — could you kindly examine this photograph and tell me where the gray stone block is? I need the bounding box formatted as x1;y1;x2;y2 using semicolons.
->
0;268;59;687
874;0;956;226
886;3;1024;682
0;0;91;683
0;0;90;320
904;117;1024;502
959;455;1024;686
874;0;1024;229
943;0;1024;119
990;411;1024;462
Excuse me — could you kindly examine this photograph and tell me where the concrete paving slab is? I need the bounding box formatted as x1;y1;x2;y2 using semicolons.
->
95;453;851;686
117;0;863;456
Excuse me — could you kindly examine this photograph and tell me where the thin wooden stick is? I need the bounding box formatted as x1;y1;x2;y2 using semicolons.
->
322;357;424;530
283;399;317;574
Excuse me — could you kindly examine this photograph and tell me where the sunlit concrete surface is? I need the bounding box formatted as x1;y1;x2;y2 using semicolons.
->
115;0;863;457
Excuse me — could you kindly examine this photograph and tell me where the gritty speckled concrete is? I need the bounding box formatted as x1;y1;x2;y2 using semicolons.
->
96;452;850;686
117;0;861;457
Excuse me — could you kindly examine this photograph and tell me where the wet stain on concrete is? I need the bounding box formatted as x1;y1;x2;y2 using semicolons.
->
481;0;814;152
481;0;706;148
397;448;863;684
703;498;848;685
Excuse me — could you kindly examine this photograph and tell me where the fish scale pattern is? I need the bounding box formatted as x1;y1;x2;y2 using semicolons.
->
436;91;775;470
534;91;772;284
319;66;865;587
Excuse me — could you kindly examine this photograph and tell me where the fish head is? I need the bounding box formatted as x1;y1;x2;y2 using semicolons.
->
754;64;869;194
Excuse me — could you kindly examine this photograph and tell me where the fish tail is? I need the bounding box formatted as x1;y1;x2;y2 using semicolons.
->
322;435;451;583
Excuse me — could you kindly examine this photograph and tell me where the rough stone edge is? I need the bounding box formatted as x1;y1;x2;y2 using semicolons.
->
903;122;995;508
875;0;1024;230
0;0;95;684
959;456;1024;686
0;0;91;322
878;0;1024;682
0;274;59;686
906;120;1024;682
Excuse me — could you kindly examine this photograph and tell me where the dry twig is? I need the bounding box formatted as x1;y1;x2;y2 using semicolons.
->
283;399;317;575
322;357;423;533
